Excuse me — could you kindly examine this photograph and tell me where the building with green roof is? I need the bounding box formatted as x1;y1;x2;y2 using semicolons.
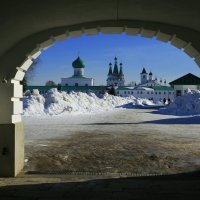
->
169;73;200;96
61;56;94;87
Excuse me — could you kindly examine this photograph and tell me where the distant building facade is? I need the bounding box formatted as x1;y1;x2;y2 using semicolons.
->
169;73;200;96
61;57;94;86
27;57;200;103
107;57;125;86
139;67;166;87
116;86;175;102
113;67;174;101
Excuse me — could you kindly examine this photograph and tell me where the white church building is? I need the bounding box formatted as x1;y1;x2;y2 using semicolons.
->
107;57;125;86
116;67;175;102
61;57;94;86
139;67;167;87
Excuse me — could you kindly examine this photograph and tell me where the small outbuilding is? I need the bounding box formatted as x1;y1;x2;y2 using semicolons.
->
169;73;200;96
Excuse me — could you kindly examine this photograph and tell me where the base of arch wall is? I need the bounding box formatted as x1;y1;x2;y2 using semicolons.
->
0;122;24;177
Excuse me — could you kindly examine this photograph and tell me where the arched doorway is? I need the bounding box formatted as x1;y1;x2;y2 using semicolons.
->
0;2;200;177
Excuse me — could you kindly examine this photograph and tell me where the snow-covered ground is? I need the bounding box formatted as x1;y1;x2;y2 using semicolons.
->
23;108;200;175
22;89;200;140
23;108;200;140
23;88;200;117
22;89;200;175
23;89;156;116
158;89;200;116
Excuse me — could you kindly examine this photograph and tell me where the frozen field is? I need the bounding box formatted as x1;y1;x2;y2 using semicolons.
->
23;108;200;175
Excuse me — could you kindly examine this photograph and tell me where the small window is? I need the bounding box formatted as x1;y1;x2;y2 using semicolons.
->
85;84;88;86
131;91;133;94
65;84;68;86
124;91;126;94
140;91;143;94
159;92;161;94
155;92;157;94
164;92;166;94
137;91;139;94
147;92;149;94
143;75;145;78
128;91;130;94
75;83;78;86
169;92;171;95
151;92;153;94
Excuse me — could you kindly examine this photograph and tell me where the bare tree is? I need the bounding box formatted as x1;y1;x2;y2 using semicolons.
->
127;81;137;86
45;80;57;86
21;58;41;91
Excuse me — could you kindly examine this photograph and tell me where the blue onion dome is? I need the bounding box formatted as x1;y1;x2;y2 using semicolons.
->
72;56;85;68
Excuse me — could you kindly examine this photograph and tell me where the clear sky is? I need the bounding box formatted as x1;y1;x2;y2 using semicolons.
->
28;33;200;86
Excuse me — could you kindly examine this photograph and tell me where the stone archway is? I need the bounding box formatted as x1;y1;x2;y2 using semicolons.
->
10;21;200;124
1;17;200;176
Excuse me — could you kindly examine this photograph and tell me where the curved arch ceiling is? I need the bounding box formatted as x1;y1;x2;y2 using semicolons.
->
0;0;200;80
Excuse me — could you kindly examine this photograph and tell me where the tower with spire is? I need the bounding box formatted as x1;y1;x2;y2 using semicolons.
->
106;57;125;86
119;62;125;85
138;68;167;87
140;67;148;84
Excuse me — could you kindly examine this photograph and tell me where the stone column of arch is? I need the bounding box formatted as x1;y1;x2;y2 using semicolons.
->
0;81;24;177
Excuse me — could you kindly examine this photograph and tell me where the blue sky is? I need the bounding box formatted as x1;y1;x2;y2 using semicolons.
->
29;33;200;85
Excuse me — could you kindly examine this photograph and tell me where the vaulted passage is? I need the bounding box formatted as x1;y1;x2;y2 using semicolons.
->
0;0;200;177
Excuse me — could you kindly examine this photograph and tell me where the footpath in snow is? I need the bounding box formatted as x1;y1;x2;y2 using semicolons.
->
23;88;155;116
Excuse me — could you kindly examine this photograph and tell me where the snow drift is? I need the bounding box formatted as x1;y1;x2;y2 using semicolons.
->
23;88;155;116
158;89;200;116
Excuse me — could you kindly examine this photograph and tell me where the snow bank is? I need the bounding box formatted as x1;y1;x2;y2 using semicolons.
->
23;88;155;116
158;90;200;116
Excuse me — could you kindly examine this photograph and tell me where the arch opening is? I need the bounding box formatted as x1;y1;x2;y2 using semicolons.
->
1;21;200;177
10;23;200;124
18;32;200;176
